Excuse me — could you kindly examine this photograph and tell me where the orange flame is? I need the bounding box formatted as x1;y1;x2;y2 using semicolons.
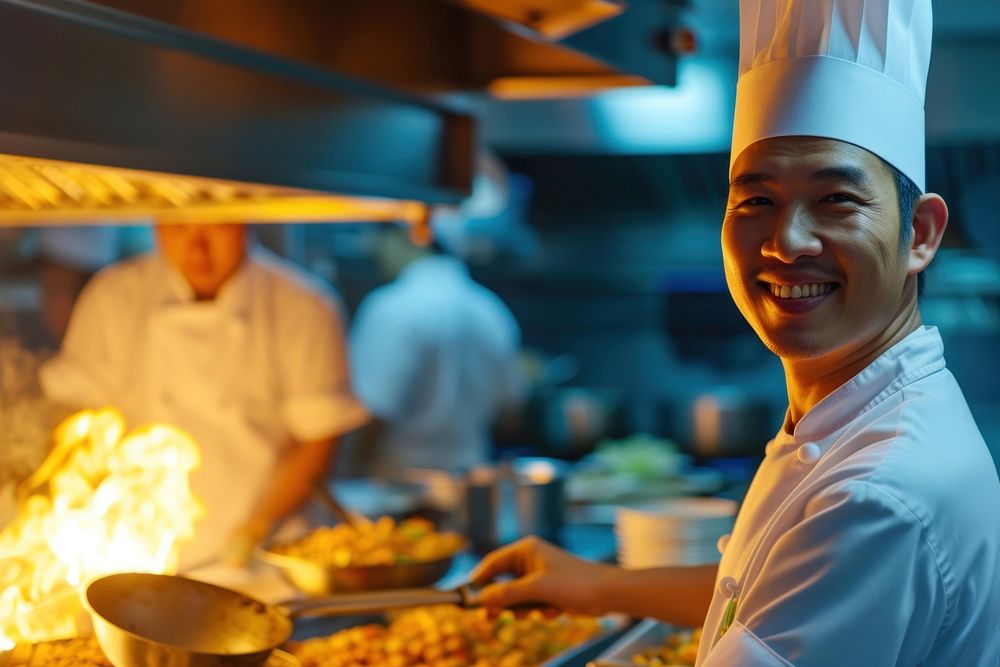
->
0;408;202;648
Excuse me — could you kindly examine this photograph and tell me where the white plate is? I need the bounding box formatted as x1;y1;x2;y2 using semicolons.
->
614;522;733;543
617;497;737;522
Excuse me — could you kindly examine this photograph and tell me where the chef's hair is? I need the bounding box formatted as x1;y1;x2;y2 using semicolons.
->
883;158;926;295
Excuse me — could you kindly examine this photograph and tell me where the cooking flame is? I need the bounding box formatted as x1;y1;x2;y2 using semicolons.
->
0;408;202;648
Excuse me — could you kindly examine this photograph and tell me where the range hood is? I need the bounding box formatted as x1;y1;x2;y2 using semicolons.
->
0;0;474;225
0;0;674;226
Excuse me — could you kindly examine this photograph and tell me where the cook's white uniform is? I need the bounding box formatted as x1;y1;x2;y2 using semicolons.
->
696;327;1000;666
350;255;523;475
41;248;369;565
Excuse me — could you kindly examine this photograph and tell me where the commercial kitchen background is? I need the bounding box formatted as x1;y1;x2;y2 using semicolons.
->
1;0;998;476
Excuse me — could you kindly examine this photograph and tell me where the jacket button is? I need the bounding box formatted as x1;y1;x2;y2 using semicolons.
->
718;576;741;597
717;533;731;555
796;442;821;464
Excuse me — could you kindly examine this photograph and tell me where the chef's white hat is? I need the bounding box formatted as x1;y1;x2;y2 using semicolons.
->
731;0;933;191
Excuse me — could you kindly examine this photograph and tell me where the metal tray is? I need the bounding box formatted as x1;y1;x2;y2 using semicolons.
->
587;618;684;667
290;611;635;667
543;616;635;667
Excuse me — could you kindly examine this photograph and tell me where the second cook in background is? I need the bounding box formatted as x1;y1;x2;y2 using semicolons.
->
40;222;369;566
350;216;524;477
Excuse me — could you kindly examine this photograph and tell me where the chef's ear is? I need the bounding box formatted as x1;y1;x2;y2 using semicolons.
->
907;193;948;276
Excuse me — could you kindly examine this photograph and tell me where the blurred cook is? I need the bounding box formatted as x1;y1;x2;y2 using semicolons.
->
471;2;1000;665
350;157;524;476
41;222;369;566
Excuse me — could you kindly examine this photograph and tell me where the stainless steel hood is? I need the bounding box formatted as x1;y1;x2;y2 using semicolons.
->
0;0;476;224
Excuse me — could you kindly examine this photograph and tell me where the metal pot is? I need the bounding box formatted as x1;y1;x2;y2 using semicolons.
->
661;386;777;459
462;458;569;552
531;387;629;458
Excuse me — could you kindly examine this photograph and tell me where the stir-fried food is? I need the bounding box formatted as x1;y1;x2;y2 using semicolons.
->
273;517;465;567
7;637;296;667
2;637;112;666
289;605;602;667
630;628;701;667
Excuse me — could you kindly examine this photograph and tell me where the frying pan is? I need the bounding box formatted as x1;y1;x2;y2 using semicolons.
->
258;482;462;595
254;545;457;595
85;572;476;667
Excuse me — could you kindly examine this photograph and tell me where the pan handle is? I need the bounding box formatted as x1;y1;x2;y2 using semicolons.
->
278;586;471;618
278;585;550;618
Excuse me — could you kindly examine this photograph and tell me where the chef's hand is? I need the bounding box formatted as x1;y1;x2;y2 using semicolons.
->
469;537;616;615
222;517;272;567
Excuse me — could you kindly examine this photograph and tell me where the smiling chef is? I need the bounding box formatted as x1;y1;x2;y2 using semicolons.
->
469;0;1000;664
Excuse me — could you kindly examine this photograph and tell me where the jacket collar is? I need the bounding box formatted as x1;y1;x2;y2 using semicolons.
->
153;249;252;318
766;326;947;457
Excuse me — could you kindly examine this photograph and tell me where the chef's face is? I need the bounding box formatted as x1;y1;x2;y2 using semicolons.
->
156;223;247;299
722;136;912;361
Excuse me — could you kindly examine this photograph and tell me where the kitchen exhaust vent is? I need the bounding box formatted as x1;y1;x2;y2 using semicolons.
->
0;154;426;225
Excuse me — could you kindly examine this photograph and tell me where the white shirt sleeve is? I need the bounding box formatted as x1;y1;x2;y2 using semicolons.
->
349;293;423;421
39;272;117;408
708;480;947;666
278;289;369;442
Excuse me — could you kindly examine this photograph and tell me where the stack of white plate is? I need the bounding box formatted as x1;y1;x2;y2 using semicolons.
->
615;497;737;569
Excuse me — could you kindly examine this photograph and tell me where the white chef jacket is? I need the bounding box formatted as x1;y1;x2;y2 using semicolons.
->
350;255;523;475
40;247;369;566
696;326;1000;666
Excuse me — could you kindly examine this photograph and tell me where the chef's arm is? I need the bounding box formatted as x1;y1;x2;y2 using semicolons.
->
470;537;715;628
239;436;338;544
